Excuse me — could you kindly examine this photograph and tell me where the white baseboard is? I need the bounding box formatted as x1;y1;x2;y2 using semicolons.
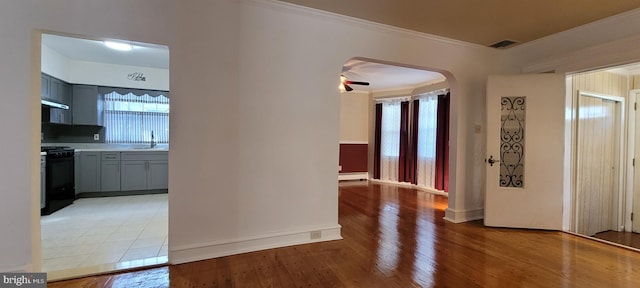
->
444;207;484;223
169;225;342;265
338;172;368;181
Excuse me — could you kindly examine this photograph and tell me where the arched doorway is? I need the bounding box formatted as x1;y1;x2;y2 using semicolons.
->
337;57;452;195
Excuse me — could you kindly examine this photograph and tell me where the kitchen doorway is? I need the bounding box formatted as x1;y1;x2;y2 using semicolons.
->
39;32;170;280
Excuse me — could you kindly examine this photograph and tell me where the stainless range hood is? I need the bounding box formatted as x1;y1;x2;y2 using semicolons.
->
41;99;69;110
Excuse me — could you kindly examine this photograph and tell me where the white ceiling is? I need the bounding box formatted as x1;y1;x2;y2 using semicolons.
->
341;59;446;92
41;34;169;69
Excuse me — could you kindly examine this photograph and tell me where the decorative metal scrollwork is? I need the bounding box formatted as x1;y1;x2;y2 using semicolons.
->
500;97;525;188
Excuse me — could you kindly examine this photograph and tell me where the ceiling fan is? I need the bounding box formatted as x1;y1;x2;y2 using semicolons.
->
340;75;369;92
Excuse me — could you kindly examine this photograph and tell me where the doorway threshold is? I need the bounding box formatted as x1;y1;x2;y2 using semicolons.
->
47;256;167;282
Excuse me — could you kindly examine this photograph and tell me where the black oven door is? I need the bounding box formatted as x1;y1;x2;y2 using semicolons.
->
43;154;75;215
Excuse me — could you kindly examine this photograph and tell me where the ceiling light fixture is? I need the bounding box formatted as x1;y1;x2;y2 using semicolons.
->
104;41;133;51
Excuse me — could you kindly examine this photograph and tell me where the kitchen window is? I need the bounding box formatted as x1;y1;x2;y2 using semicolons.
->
102;88;169;144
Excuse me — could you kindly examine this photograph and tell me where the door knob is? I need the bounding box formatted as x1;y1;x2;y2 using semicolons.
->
487;155;500;167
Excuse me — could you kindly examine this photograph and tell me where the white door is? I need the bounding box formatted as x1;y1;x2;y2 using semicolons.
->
633;90;640;233
485;74;566;229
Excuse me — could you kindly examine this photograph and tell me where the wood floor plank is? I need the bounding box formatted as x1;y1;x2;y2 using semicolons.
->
594;230;640;250
49;182;640;287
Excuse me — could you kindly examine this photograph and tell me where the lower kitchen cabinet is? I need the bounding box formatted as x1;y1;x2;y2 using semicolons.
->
120;160;148;191
76;152;101;193
101;152;121;191
148;160;169;190
75;150;167;194
120;152;168;191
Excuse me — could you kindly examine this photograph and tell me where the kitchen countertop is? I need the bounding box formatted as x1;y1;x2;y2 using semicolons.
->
42;143;169;152
74;148;169;152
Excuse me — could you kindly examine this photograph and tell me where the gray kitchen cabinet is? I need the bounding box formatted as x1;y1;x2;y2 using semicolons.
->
48;108;70;124
42;73;70;104
74;153;80;195
48;77;60;102
59;82;72;124
49;77;67;104
59;81;72;105
148;160;169;190
120;152;168;191
101;152;121;191
42;74;72;124
41;74;51;100
76;152;101;192
73;85;103;126
41;155;46;209
120;160;148;191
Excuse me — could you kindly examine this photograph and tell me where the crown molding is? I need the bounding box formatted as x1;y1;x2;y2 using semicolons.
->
244;0;491;51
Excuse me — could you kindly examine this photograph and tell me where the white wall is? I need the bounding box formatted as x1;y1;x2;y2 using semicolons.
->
42;42;170;91
5;0;640;273
505;9;640;231
167;0;505;263
0;0;505;271
340;91;369;143
69;61;169;91
0;0;170;272
41;44;70;81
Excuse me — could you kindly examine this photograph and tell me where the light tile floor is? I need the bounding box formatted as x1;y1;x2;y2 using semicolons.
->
41;194;168;275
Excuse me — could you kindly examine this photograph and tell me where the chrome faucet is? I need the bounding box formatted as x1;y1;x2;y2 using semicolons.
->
150;130;157;148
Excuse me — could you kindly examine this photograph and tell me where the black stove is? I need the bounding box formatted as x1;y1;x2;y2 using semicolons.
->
41;146;74;158
41;146;75;215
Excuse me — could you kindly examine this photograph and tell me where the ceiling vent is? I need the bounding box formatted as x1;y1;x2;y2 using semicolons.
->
489;40;518;49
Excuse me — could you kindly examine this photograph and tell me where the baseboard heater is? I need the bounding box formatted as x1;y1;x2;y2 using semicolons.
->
338;172;368;181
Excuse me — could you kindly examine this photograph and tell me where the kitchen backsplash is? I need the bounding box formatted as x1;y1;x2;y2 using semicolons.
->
41;123;105;143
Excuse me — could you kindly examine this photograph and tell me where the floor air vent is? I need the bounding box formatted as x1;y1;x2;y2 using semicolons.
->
489;40;518;49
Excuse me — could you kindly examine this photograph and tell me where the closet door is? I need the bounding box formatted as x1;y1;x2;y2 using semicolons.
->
575;92;623;236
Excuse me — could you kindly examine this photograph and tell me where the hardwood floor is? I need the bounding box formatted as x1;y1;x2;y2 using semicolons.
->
49;181;640;287
594;230;640;250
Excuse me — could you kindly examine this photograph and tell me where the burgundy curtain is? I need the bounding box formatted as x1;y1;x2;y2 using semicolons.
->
373;103;382;179
398;101;409;182
435;93;450;191
408;99;419;184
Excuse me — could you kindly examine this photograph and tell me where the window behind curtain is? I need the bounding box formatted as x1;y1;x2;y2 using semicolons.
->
103;91;169;144
380;101;401;181
381;101;401;157
416;94;438;188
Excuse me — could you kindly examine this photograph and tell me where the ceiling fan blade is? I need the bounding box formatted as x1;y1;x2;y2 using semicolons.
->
344;84;353;91
345;80;370;86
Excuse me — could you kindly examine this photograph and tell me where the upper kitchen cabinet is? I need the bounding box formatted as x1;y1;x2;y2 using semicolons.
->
41;74;51;100
41;73;72;125
46;75;71;105
72;85;103;126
